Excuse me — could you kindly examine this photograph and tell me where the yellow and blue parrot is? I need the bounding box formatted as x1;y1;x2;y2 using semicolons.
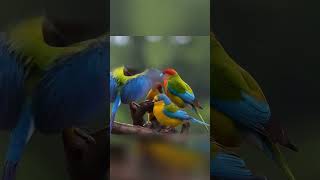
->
211;142;267;180
110;66;162;131
211;33;297;180
161;68;208;131
153;94;209;128
0;17;108;180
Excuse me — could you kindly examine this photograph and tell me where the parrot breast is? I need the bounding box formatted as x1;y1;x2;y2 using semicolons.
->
153;101;182;127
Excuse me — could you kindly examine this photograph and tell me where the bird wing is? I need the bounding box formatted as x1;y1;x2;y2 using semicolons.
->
120;69;162;104
0;33;25;130
212;51;271;133
110;73;118;102
211;152;265;180
213;91;270;133
163;104;189;120
32;38;109;133
167;77;195;104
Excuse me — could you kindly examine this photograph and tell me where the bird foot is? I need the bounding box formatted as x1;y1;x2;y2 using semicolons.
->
159;127;177;134
180;122;190;135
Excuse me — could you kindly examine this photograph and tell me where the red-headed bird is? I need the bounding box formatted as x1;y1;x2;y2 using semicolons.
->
161;68;208;131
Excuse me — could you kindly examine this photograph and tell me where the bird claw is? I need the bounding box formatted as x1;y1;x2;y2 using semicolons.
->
73;128;96;144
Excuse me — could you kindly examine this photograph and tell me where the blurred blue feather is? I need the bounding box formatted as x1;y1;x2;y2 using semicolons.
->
0;33;25;130
33;38;109;133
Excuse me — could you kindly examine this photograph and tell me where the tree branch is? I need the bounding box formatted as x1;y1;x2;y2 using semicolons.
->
63;100;190;180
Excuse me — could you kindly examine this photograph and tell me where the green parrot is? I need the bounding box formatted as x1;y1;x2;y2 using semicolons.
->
211;33;298;180
1;16;108;180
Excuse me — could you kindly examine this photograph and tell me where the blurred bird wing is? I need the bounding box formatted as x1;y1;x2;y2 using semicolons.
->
0;33;25;130
212;56;270;133
32;38;109;133
211;152;265;180
213;91;270;134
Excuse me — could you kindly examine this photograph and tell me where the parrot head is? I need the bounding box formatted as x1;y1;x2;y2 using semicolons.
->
161;68;178;79
153;94;171;105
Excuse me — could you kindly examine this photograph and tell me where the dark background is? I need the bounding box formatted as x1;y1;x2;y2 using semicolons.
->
213;0;320;179
0;0;108;179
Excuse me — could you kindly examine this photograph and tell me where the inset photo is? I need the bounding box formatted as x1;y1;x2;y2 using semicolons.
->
110;36;210;180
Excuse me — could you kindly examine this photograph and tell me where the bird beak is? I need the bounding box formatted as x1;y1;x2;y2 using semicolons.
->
160;72;164;78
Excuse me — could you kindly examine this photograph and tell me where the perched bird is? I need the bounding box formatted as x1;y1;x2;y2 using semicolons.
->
110;66;162;131
211;142;267;180
153;94;209;128
146;83;163;123
211;33;297;180
161;68;208;131
0;16;108;180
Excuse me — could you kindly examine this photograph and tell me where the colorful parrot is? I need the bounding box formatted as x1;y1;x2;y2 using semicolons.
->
145;83;163;123
211;33;297;180
0;16;108;180
161;68;208;131
211;142;267;180
153;94;209;128
110;66;162;131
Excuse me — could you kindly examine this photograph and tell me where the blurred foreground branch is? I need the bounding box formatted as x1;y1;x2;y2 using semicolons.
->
63;100;189;180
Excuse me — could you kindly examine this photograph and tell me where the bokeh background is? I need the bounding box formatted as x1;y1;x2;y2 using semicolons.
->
110;36;210;179
0;0;108;179
110;0;209;35
213;0;320;179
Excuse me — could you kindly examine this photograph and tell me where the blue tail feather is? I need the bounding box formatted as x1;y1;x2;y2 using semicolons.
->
110;94;121;132
3;102;34;180
190;118;210;127
2;161;18;180
211;152;267;180
191;105;209;132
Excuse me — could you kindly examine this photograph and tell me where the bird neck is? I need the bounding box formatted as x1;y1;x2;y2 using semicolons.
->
112;66;143;85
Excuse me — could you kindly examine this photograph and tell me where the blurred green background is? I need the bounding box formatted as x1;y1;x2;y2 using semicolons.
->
0;0;107;179
110;36;210;133
110;0;209;35
213;0;320;179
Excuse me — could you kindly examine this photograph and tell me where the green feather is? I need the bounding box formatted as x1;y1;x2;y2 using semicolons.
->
164;103;180;113
6;16;106;70
5;16;107;95
111;66;147;86
167;74;193;94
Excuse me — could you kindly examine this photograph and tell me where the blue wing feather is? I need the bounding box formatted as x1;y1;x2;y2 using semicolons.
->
0;33;25;130
110;94;121;132
110;73;118;102
163;109;189;120
168;85;195;104
211;152;266;180
33;38;109;133
121;75;152;104
212;91;271;133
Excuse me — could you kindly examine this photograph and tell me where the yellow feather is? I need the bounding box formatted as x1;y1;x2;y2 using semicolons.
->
153;101;182;127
